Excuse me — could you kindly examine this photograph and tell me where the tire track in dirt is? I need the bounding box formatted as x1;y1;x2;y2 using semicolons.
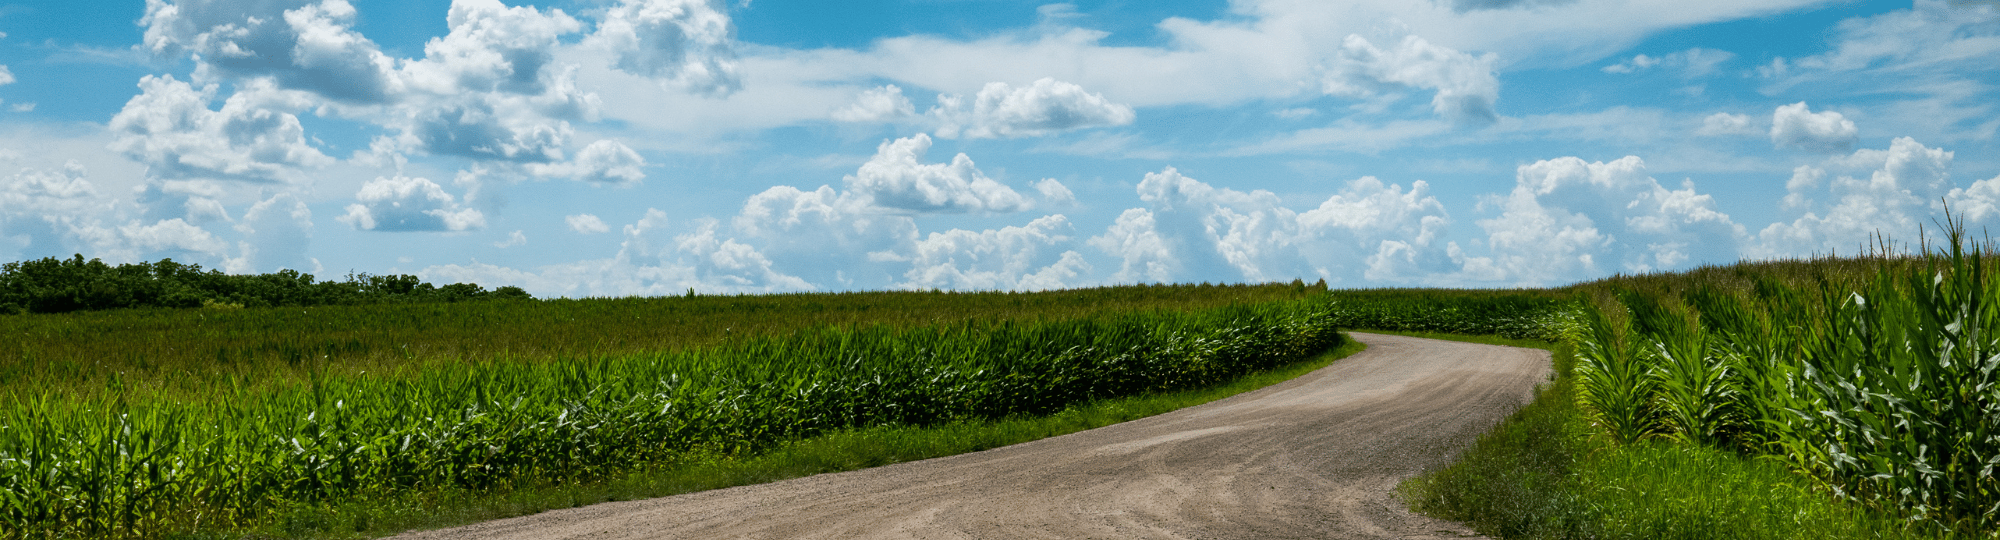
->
397;332;1549;539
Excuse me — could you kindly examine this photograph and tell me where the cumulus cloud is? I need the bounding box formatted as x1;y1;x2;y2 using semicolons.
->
1322;34;1500;124
1770;102;1860;152
115;218;229;257
140;0;402;103
724;142;1081;290
1601;48;1735;77
134;179;230;224
585;0;741;96
108;75;333;183
1090;208;1176;283
566;213;610;233
0;65;14;86
136;0;742;178
1949;174;2000;223
1033;178;1076;207
0;161;105;259
1092;167;1456;285
898;215;1090;291
731;184;919;287
338;175;486;232
929;78;1135;139
832;84;916;123
1697;112;1760;136
1753;137;1955;257
839;134;1037;214
527;139;647;183
230;193;314;273
1468;156;1746;284
437;209;811;297
392;0;597;164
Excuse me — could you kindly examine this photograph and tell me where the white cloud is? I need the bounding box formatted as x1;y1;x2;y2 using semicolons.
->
898;214;1089;291
566;213;610;233
0;161;106;259
930;78;1135;139
119;218;230;258
1753;137;1956;257
229;192;314;273
730;184;917;287
1321;34;1500;124
338;175;486;232
831;84;915;123
1697;112;1760;136
1950;173;2000;223
494;230;527;248
1089;208;1175;283
108;75;333;184
839;134;1034;214
141;0;402;103
139;0;733;178
439;208;811;298
585;0;741;96
1470;155;1746;284
1601;48;1735;77
134;179;229;224
1770;102;1859;152
527;139;647;183
391;0;597;164
1032;177;1075;207
1092;167;1456;285
1781;165;1825;210
0;65;14;86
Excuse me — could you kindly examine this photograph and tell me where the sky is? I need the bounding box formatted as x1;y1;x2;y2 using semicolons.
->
0;0;1995;297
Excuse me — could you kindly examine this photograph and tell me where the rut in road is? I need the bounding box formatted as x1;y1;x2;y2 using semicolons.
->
397;332;1550;540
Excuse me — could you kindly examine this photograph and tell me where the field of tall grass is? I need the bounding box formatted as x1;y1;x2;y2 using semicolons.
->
1391;223;1997;538
0;282;1345;538
1566;225;2000;535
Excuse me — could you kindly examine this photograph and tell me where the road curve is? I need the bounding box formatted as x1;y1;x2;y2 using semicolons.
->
397;332;1551;540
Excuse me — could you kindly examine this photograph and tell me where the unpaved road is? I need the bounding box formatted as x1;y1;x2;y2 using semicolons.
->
398;332;1551;540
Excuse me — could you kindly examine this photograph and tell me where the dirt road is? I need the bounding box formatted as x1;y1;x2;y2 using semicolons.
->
397;332;1550;540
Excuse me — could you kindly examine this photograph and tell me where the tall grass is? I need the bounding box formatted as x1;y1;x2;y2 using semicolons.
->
1570;221;2000;533
1320;288;1579;341
0;283;1312;401
0;287;1342;538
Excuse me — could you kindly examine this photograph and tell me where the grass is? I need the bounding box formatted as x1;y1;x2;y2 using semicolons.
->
196;337;1369;539
1397;332;1954;540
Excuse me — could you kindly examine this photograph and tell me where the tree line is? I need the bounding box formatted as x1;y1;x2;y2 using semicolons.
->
0;255;532;314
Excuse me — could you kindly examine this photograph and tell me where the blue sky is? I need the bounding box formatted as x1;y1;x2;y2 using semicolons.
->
0;0;1995;296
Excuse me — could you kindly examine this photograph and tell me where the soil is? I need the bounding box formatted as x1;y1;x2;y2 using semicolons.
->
394;332;1550;540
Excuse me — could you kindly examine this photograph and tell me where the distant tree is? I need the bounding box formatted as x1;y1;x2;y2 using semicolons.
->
0;255;534;314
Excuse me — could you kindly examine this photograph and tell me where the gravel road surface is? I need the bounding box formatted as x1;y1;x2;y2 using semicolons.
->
396;332;1551;540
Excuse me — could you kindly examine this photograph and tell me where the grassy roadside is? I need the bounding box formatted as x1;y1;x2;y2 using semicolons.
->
199;337;1369;539
1394;332;1950;540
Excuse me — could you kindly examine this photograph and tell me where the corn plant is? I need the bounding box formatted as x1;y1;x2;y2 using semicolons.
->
1575;295;1656;445
1624;292;1737;448
1782;225;2000;530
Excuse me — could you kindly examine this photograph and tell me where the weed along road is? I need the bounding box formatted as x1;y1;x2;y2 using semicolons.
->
398;333;1548;540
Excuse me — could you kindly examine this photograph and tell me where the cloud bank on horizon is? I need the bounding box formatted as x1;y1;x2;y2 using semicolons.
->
0;0;1994;296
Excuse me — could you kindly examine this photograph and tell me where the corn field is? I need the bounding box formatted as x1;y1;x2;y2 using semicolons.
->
0;285;1342;538
1320;288;1580;342
1572;223;2000;533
